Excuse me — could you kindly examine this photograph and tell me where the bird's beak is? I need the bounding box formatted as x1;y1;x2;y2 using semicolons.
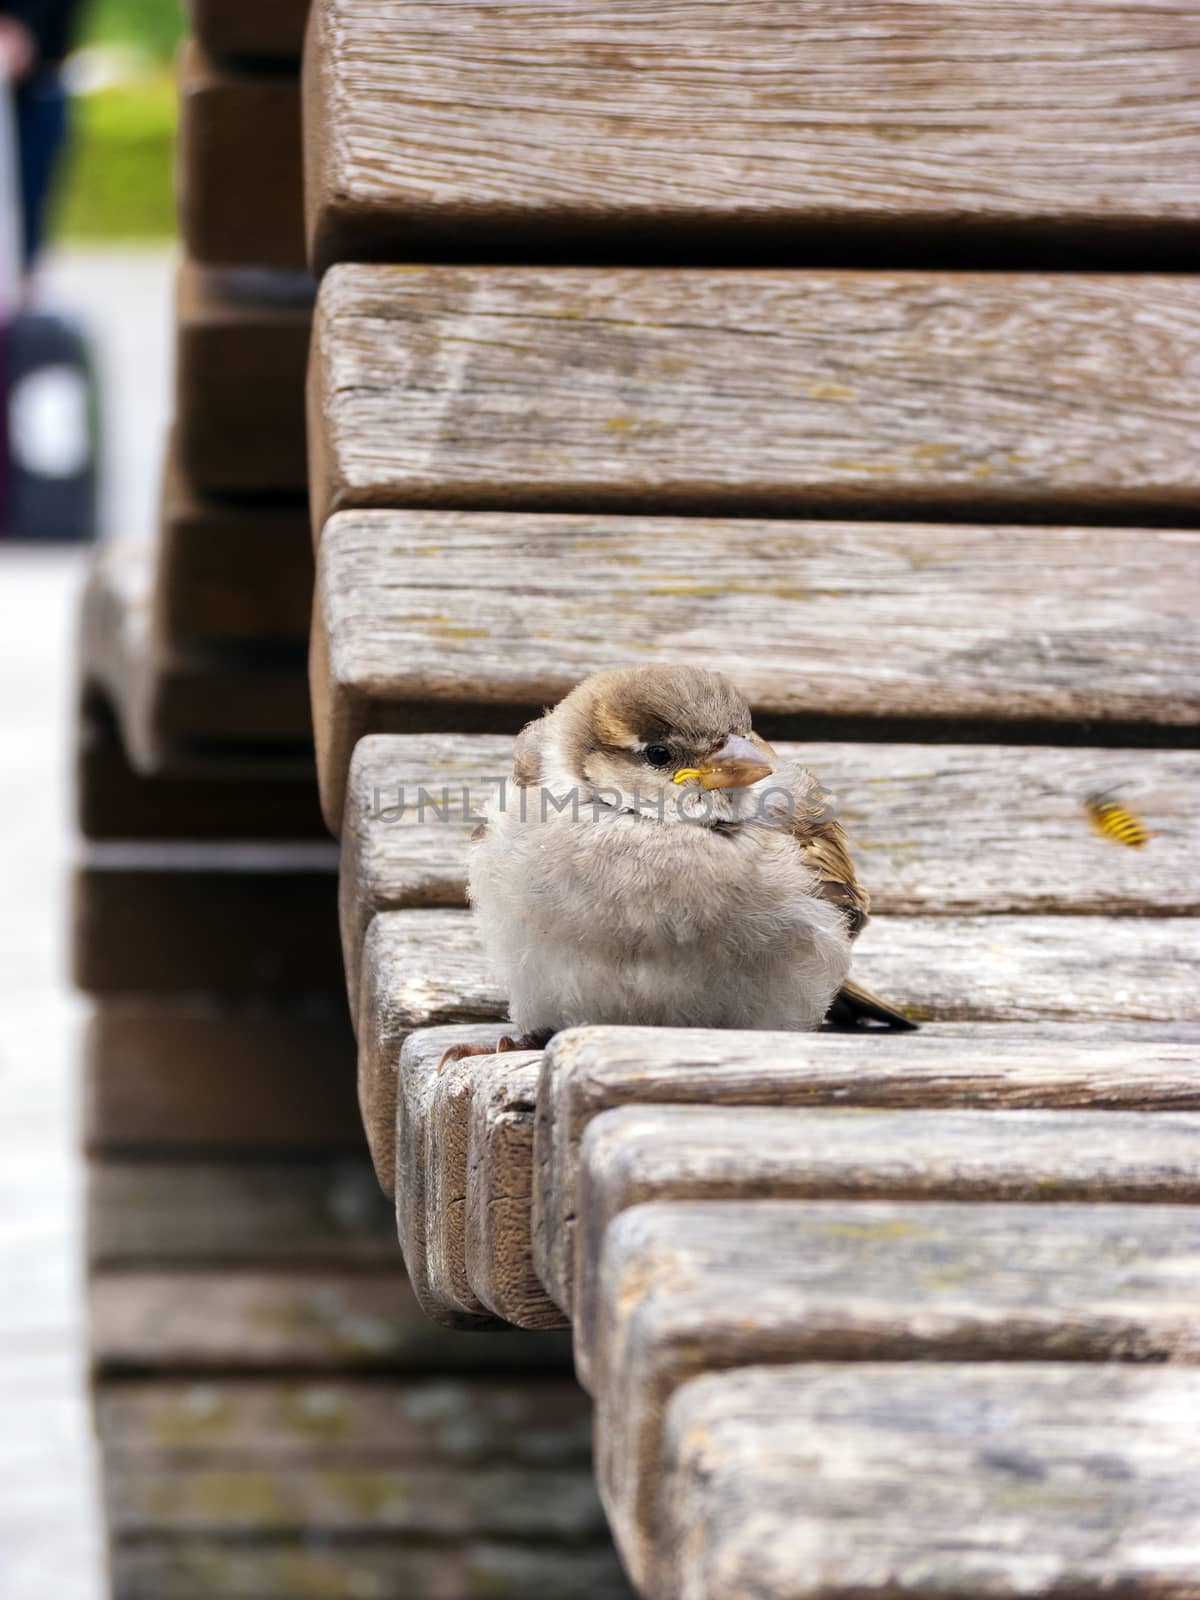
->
675;734;774;791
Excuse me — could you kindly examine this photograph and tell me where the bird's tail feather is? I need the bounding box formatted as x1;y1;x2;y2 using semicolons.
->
825;978;919;1031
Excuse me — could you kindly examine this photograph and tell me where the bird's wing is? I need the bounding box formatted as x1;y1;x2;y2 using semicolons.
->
796;818;871;938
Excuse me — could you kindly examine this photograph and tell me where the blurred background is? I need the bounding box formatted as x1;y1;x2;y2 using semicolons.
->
1;3;182;1594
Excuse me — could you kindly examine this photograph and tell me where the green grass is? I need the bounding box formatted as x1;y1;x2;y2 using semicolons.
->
52;0;185;241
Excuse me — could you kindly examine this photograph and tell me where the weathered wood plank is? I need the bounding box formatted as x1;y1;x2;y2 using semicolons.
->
393;1025;508;1329
309;267;1200;530
660;1363;1200;1600
534;1022;1200;1318
176;262;311;495
190;0;310;63
360;909;1200;1192
80;542;313;775
592;1200;1200;1591
358;913;504;1190
82;1002;362;1154
90;1271;572;1375
304;0;1200;273
78;695;325;840
574;1105;1200;1387
177;43;305;269
313;510;1199;828
72;845;342;995
154;439;312;648
339;732;1200;1018
87;1160;396;1268
466;1056;566;1331
96;1375;592;1461
106;1459;606;1541
110;1539;634;1599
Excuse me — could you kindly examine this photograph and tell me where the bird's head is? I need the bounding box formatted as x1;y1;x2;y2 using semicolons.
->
546;665;775;821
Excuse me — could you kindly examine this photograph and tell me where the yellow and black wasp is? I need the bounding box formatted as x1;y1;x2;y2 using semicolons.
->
1084;789;1153;849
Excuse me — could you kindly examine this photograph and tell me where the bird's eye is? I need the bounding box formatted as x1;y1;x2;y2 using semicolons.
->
644;745;673;768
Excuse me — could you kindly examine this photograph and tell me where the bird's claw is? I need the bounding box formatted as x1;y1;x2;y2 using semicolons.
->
437;1030;555;1073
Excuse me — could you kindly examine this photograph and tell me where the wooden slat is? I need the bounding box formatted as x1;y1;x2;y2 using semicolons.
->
106;1460;607;1541
533;1022;1200;1318
154;438;312;647
573;1104;1200;1387
177;43;305;269
357;912;504;1190
303;0;1200;272
82;1002;361;1154
90;1271;572;1375
393;1026;508;1329
427;1049;565;1329
313;510;1199;828
660;1364;1200;1600
308;267;1200;529
338;732;1200;1017
110;1540;634;1599
358;909;1200;1192
190;0;310;63
591;1200;1200;1591
87;1159;396;1268
466;1055;566;1330
73;846;342;995
176;263;311;495
80;542;313;775
77;695;325;840
96;1375;592;1461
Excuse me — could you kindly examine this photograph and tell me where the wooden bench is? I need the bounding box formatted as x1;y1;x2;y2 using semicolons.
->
589;1198;1200;1592
156;437;311;648
81;542;313;774
176;263;311;495
177;42;305;269
189;0;309;64
312;507;1199;830
659;1363;1200;1600
303;0;1200;272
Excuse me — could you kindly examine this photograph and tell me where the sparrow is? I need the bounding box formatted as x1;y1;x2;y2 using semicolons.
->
447;664;913;1062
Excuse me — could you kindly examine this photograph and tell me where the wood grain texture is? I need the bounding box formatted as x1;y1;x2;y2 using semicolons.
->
357;914;504;1190
77;694;325;840
177;43;305;269
533;1022;1200;1318
154;438;312;648
360;910;1199;1195
312;509;1200;827
72;845;342;995
466;1056;567;1330
80;542;313;775
574;1104;1200;1388
303;0;1200;271
82;1001;362;1154
87;1159;396;1268
176;262;311;494
592;1199;1200;1591
308;267;1200;529
338;732;1200;1016
392;1025;508;1329
189;0;310;63
89;1270;571;1376
110;1540;634;1600
660;1363;1200;1600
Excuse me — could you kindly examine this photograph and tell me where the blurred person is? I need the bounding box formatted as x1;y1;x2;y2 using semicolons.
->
1;0;82;291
